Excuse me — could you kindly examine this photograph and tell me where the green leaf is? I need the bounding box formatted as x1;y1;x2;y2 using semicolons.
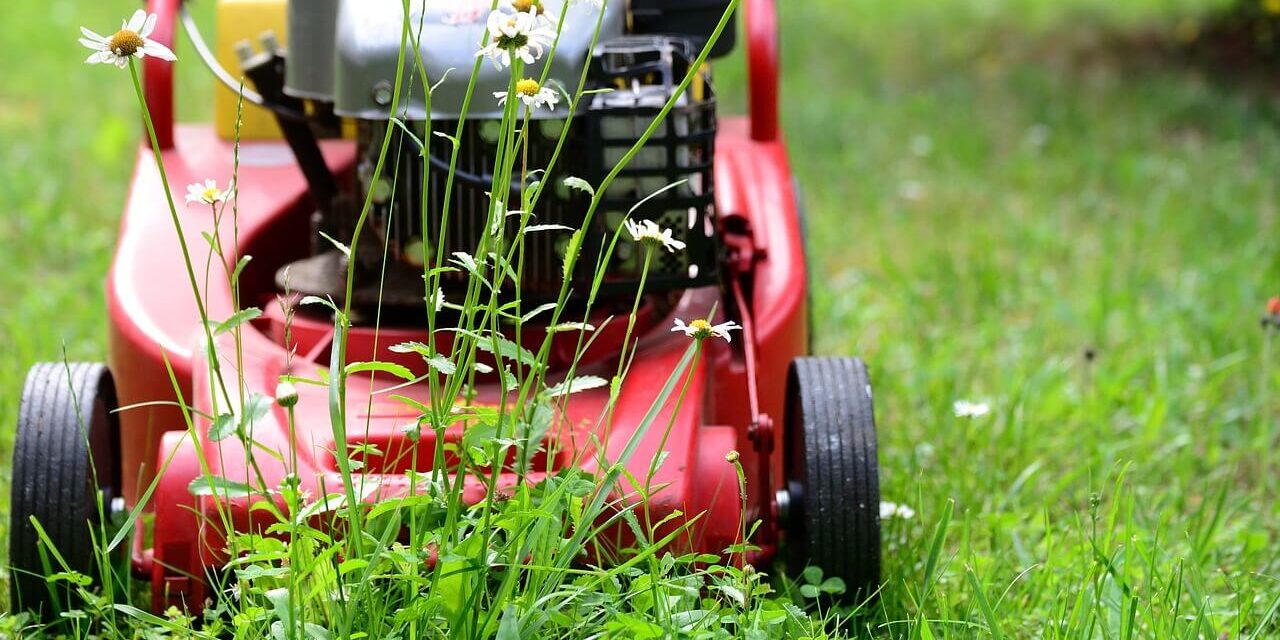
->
451;251;481;275
427;354;456;375
241;393;271;430
389;342;456;375
802;565;823;585
470;331;543;371
345;360;416;381
819;576;846;594
798;584;820;599
563;476;595;497
520;302;558;323
523;224;572;233
432;130;459;148
544;375;608;398
235;565;289;581
188;476;254;498
562;176;595;197
209;412;236;441
213;307;262;336
921;499;955;601
210;394;271;442
390;118;425;155
965;566;1005;640
299;295;339;314
232;255;253;283
318;231;351;257
562;229;584;279
496;606;521;640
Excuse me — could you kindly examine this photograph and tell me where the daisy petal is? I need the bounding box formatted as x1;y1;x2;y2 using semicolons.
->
142;41;176;61
79;27;107;43
140;12;158;37
126;9;147;32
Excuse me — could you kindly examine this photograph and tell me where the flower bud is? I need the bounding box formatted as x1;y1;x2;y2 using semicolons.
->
275;380;299;408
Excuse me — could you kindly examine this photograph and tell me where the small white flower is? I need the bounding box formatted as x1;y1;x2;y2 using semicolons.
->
879;501;916;520
475;9;555;70
429;289;446;313
953;400;991;418
80;10;176;68
494;78;561;111
185;179;232;206
672;318;742;343
624;219;686;253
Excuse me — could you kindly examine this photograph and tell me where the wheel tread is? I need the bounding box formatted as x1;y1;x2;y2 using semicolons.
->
785;356;882;601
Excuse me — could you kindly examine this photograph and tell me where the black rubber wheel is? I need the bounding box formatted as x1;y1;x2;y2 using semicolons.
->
784;357;881;602
9;363;122;620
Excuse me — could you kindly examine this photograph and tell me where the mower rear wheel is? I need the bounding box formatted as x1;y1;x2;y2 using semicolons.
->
784;357;881;602
9;363;123;620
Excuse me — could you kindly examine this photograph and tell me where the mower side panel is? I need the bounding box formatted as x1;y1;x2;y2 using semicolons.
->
107;126;354;505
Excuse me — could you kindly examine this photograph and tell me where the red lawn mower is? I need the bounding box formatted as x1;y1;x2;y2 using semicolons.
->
8;0;881;616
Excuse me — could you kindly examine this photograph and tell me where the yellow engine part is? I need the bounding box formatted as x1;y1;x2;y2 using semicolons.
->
214;0;287;140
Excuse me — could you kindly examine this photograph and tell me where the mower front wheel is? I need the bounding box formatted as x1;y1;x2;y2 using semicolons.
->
783;357;881;603
9;362;124;620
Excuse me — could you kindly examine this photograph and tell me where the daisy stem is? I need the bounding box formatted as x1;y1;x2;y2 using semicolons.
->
613;247;655;385
128;61;214;348
127;60;240;434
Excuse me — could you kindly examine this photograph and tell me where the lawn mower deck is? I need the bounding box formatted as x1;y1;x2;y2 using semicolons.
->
8;0;883;617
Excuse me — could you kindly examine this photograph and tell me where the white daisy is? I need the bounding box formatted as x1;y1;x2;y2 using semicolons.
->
185;179;233;206
80;10;176;68
879;501;916;520
672;318;742;343
953;400;991;418
475;9;555;70
495;78;561;111
624;219;686;253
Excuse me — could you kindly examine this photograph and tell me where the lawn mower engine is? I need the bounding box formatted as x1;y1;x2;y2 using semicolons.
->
7;0;885;621
272;2;720;316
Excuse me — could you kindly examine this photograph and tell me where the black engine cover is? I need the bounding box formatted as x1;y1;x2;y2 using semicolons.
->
630;0;737;58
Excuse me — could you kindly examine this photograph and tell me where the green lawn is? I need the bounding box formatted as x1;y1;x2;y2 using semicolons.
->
4;0;1280;636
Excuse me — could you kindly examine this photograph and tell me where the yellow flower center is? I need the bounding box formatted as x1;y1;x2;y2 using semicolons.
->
202;187;221;202
516;78;541;97
513;0;543;13
108;29;145;57
690;319;713;333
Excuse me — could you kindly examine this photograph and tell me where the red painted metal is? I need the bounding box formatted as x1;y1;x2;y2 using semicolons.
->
144;0;178;150
106;1;806;610
746;0;780;142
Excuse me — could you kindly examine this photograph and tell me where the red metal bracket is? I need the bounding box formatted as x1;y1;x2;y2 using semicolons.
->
746;0;780;142
722;215;778;543
144;0;180;149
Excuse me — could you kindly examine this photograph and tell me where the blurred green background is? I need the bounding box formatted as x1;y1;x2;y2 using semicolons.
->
5;0;1280;634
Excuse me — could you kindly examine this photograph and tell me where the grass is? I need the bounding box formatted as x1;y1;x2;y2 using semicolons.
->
4;0;1280;636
